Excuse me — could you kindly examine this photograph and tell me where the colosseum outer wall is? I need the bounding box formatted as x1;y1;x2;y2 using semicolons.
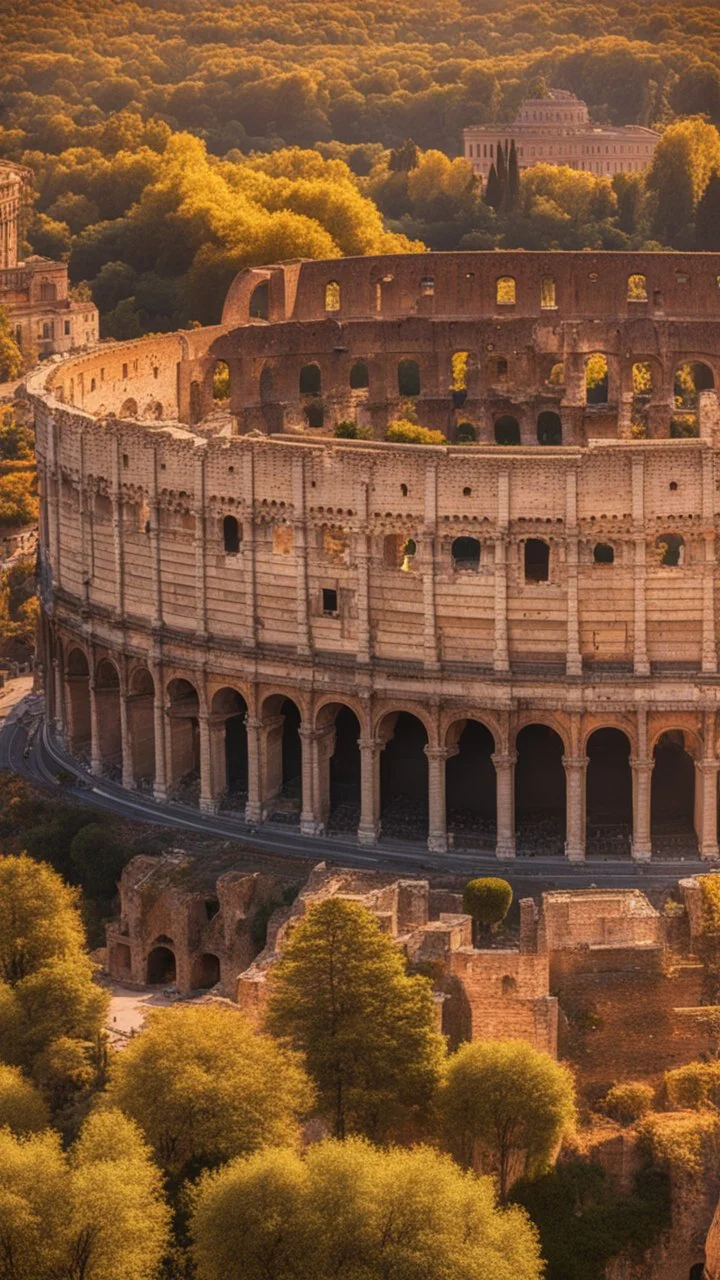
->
26;251;720;864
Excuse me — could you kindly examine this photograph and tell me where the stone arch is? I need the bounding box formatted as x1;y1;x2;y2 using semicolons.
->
259;364;275;403
127;665;155;788
496;276;516;306
540;275;556;309
249;279;269;320
146;944;176;986
673;361;715;437
377;711;429;841
211;686;248;805
299;363;322;396
66;646;91;758
451;536;481;570
515;724;566;855
593;542;614;564
223;514;240;554
397;359;421;397
537;411;562;445
212;359;230;402
586;728;633;857
445;718;496;851
191;953;220;990
349;360;369;390
304;403;324;429
315;701;362;833
495;414;520;445
95;657;122;775
586;353;609;404
651;730;697;852
120;398;138;417
325;281;341;312
456;421;476;442
656;533;684;567
166;678;200;800
260;693;303;816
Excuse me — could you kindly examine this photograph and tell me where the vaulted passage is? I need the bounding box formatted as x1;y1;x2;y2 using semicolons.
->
95;659;122;776
651;731;697;853
191;953;220;990
515;725;566;855
327;706;361;834
167;679;200;803
380;713;428;841
128;667;155;788
446;720;496;850
586;729;632;857
146;945;176;985
66;647;91;759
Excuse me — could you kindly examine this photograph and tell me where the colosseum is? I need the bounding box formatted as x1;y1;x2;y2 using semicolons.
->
26;250;720;863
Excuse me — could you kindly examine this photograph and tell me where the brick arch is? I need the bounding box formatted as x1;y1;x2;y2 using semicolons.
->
443;714;500;753
207;681;251;712
373;704;435;747
514;712;570;754
649;721;703;760
260;689;309;722
314;696;368;734
582;716;637;754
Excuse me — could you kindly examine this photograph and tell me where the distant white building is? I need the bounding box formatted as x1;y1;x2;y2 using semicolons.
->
463;89;660;182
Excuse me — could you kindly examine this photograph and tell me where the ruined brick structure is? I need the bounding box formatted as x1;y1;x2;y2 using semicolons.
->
26;251;720;861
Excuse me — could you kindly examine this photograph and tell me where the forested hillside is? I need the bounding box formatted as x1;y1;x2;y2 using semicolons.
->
3;0;720;333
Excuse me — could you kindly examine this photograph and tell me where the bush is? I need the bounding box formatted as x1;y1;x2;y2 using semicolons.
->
385;419;446;445
463;878;513;934
603;1082;655;1125
334;420;372;439
664;1060;720;1111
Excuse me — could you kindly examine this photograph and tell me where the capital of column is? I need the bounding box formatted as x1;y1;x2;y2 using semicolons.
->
630;756;655;772
562;755;589;770
696;758;720;775
358;736;384;755
491;751;517;769
424;744;452;762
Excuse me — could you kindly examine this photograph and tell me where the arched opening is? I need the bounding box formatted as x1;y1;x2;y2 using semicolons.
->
379;712;428;841
586;729;633;857
627;273;648;302
420;275;435;296
95;658;122;776
525;539;550;582
495;415;520;445
516;725;566;855
212;360;230;402
146;946;176;986
128;667;155;789
446;720;496;850
398;359;421;397
594;543;614;564
261;696;303;821
223;515;240;554
304;403;324;429
452;537;481;571
631;361;653;433
325;281;341;311
66;647;91;759
167;678;200;801
496;276;516;305
673;362;713;437
652;731;696;852
211;688;248;806
350;361;369;390
537;411;562;445
120;398;138;417
547;362;564;388
259;364;274;403
540;276;556;309
299;364;321;396
191;953;220;990
249;279;269;320
656;533;684;567
689;1264;704;1280
384;534;416;570
456;421;476;443
451;351;469;406
586;353;609;404
327;706;361;834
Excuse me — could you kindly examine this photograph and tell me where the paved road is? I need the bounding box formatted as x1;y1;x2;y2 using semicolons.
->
0;688;714;889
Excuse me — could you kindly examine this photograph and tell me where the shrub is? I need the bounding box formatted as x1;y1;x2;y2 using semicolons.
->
603;1082;655;1125
664;1060;720;1110
463;878;513;936
334;420;372;439
385;419;446;445
637;1110;720;1178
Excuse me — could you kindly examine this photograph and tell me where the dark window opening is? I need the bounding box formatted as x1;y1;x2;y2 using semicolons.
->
250;280;269;320
204;898;220;921
350;361;369;390
525;539;549;582
299;364;322;396
594;543;614;564
456;421;476;443
322;587;338;615
497;357;508;377
657;533;684;567
305;403;324;429
223;515;240;554
495;415;521;445
452;537;481;571
537;411;562;445
398;359;421;397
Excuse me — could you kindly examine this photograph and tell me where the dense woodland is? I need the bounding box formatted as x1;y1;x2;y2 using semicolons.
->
2;2;720;333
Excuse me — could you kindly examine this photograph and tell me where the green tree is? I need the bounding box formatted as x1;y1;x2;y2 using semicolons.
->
106;1003;313;1176
463;877;513;943
440;1039;576;1199
664;1059;720;1110
69;822;130;899
508;140;520;213
647;118;720;246
695;172;720;250
190;1138;543;1280
0;308;23;383
266;898;446;1139
484;163;501;210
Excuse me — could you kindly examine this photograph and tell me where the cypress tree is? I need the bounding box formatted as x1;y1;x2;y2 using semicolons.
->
508;139;521;214
695;171;720;249
484;163;501;209
496;138;507;194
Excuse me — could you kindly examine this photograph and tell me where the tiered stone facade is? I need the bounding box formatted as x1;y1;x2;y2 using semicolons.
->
26;250;720;862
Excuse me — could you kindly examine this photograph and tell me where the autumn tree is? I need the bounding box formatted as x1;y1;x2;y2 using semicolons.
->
106;1003;313;1176
0;1061;50;1134
0;308;23;383
440;1039;576;1199
695;172;720;250
266;897;446;1139
190;1138;543;1280
647;119;720;246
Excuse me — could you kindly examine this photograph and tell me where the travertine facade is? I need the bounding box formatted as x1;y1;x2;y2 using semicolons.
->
463;89;659;180
26;250;720;862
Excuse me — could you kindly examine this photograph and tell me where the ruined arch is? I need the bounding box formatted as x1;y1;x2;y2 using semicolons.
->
378;711;429;841
249;279;269;321
651;730;697;852
537;411;562;445
445;719;496;851
120;398;138;417
495;414;520;445
146;945;176;986
191;953;220;990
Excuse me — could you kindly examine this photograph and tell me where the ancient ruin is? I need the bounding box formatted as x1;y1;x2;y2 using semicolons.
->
26;250;720;862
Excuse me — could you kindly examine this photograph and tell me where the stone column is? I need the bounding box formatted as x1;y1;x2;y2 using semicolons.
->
425;745;450;854
299;726;324;836
89;677;101;775
695;760;720;860
494;470;510;672
358;737;382;846
423;464;439;670
152;666;167;802
492;751;516;859
111;440;125;620
194;455;208;638
244;715;263;824
120;685;133;790
198;709;215;813
293;457;311;656
310;725;337;832
52;657;64;737
702;452;717;673
630;757;653;861
563;754;588;862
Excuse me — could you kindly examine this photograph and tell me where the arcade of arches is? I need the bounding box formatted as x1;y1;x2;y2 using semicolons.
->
53;641;720;861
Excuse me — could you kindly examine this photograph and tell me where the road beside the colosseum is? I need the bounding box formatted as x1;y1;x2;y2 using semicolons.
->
0;687;714;892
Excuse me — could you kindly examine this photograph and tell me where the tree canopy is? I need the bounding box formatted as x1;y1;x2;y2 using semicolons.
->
266;897;446;1138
